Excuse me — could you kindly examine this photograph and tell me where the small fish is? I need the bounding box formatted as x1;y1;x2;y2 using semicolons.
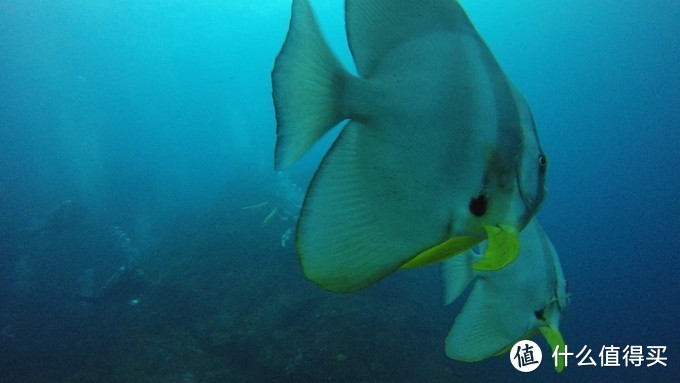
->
441;218;569;372
242;201;269;210
272;0;547;292
262;207;279;225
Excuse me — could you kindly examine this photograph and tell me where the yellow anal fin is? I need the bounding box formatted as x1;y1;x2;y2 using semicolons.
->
401;235;481;269
540;326;566;373
472;224;520;271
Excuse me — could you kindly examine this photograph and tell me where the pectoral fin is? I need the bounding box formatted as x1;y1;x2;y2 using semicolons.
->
401;235;481;269
472;225;520;271
540;326;566;373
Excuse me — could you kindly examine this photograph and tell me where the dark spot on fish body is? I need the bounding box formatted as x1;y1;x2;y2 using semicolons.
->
468;194;488;217
534;308;545;321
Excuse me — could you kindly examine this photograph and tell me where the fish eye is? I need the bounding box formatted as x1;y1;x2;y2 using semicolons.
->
538;154;547;168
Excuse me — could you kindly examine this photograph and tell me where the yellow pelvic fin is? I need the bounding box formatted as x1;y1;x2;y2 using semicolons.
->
401;235;481;269
472;225;520;271
262;207;279;225
540;326;566;373
242;201;269;210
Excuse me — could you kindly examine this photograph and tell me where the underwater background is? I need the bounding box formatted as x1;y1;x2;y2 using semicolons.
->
0;0;678;382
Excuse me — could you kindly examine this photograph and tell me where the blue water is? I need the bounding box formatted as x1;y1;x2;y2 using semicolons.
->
1;1;678;382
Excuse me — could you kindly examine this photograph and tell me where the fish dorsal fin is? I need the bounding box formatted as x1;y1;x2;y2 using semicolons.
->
345;0;473;77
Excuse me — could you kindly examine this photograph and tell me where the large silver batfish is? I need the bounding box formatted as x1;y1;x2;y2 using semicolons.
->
272;0;547;292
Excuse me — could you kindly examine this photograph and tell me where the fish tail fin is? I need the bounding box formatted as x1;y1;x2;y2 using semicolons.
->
272;0;349;169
